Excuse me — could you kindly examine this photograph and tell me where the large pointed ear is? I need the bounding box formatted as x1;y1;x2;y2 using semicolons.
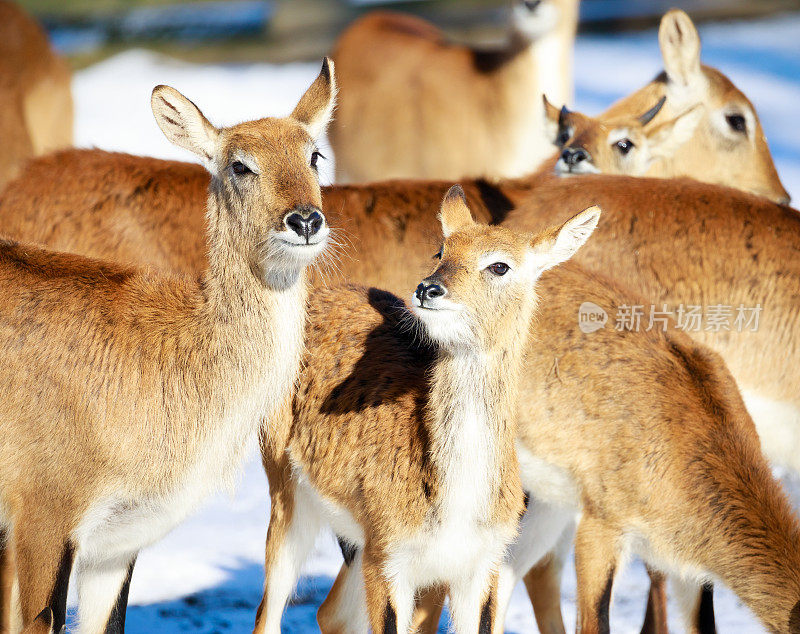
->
531;206;601;271
542;94;561;145
439;185;475;237
646;105;703;161
151;85;219;164
292;57;337;139
659;9;701;86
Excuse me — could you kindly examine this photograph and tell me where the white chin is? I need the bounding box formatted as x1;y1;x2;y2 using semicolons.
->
411;305;473;348
554;159;599;176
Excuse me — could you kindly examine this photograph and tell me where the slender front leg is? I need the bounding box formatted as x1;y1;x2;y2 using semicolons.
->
640;567;669;634
0;529;16;634
253;455;322;634
523;553;567;634
412;585;446;634
75;554;136;634
672;577;716;634
317;553;369;634
574;515;621;634
361;548;414;634
504;500;575;634
449;570;498;634
14;523;74;631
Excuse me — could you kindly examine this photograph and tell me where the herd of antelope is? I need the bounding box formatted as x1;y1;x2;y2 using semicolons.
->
0;0;796;632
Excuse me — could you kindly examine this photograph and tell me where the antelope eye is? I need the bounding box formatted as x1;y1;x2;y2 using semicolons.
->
231;161;252;175
488;262;509;276
432;249;442;260
311;150;325;170
726;113;747;134
615;139;634;155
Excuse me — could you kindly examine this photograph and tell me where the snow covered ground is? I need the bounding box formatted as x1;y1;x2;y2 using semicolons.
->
65;11;800;633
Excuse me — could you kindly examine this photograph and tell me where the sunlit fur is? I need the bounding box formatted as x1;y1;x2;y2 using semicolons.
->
329;0;580;182
252;192;599;634
0;1;72;188
0;61;335;633
598;9;789;203
319;261;800;634
545;96;703;176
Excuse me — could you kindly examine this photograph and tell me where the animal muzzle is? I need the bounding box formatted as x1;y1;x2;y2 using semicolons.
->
284;206;326;244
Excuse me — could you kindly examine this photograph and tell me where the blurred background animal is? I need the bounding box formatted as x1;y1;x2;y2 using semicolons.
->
0;1;72;188
330;0;580;182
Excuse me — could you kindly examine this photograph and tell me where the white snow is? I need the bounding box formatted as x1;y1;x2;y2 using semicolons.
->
64;12;800;633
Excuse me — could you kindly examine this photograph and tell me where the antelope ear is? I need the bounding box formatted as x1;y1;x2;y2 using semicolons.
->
646;105;703;162
532;206;601;271
659;9;702;86
439;185;475;237
542;95;562;145
151;85;219;165
292;57;337;139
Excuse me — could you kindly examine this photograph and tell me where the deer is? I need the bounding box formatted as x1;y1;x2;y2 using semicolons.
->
543;94;704;177
252;189;601;634
0;60;335;634
313;258;800;634
0;10;791;626
590;9;788;203
3;146;799;633
0;1;73;188
329;0;581;182
0;163;795;634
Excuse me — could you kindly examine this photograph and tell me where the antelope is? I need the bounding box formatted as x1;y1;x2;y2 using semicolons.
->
329;0;580;182
0;61;335;633
0;11;790;625
0;0;73;188
596;9;789;203
544;95;704;177
315;260;800;634
5;154;800;633
0;165;795;634
253;189;601;634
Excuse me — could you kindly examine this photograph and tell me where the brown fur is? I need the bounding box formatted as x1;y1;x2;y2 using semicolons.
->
0;1;72;188
544;94;704;178
0;63;336;633
597;10;788;203
314;262;800;634
252;199;599;634
329;0;580;182
20;608;57;634
1;152;798;630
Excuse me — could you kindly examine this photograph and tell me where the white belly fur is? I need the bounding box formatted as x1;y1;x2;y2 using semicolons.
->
743;391;800;473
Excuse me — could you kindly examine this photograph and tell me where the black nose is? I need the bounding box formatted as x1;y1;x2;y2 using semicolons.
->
561;147;590;166
415;282;447;304
285;209;325;243
524;0;542;10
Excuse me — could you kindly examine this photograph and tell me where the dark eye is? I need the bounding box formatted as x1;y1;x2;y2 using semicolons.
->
231;161;252;176
311;150;325;170
615;139;634;155
557;128;572;147
433;249;442;260
488;262;509;276
726;113;747;134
